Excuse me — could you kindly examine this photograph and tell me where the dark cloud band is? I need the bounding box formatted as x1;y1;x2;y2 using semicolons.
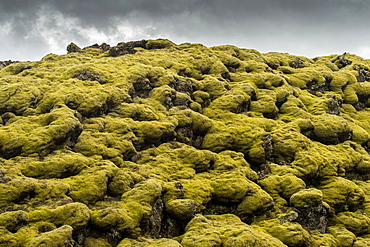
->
1;0;370;60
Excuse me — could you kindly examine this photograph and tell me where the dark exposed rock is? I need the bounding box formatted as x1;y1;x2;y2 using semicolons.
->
203;200;238;216
174;182;186;199
126;40;148;49
327;95;342;115
0;60;18;69
199;65;211;75
338;52;352;68
0;146;22;159
164;91;177;110
262;110;278;120
129;77;156;99
172;78;194;94
345;170;370;182
353;91;370;110
256;163;272;180
224;62;241;72
293;202;329;233
0;170;10;183
178;69;191;77
67;42;81;53
1;112;16;125
175;126;204;148
354;65;370;82
87;43;111;52
141;198;164;238
109;40;148;57
77;69;103;83
109;43;137;57
221;71;231;81
140;196;188;239
64;124;83;150
265;61;279;70
307;77;331;95
262;134;273;162
290;57;305;68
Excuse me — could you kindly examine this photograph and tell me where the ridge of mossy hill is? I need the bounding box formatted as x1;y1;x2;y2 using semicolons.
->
2;39;370;246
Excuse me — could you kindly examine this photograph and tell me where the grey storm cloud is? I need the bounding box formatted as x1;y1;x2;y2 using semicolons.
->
1;0;370;60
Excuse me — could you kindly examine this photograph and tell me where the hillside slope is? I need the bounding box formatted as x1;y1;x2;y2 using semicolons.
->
2;39;370;246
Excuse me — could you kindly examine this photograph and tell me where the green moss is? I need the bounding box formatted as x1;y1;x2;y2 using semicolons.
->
146;39;175;50
289;141;362;179
110;103;159;121
0;105;82;158
310;231;338;247
52;202;90;230
165;199;198;220
249;91;279;118
20;150;92;178
0;227;18;246
311;114;352;144
90;207;135;233
169;108;213;134
84;237;112;247
28;202;90;231
0;177;37;208
0;210;28;232
180;214;286;247
327;225;356;247
118;237;181;247
259;174;306;206
256;219;312;246
2;62;33;75
107;168;145;197
75;118;136;161
236;182;274;217
27;225;74;247
211;171;260;204
319;177;365;212
290;188;323;208
202;76;228;100
121;179;162;222
271;127;312;163
354;237;370;247
213;150;258;181
278;95;310;119
208;94;249;114
62;161;117;204
334;211;370;235
201;114;272;162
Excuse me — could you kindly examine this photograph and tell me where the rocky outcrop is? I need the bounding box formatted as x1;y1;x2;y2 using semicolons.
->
2;39;370;246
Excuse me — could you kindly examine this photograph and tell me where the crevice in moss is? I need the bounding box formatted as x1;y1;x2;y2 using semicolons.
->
224;62;241;72
293;202;329;233
203;200;238;216
306;77;331;95
129;76;157;99
175;126;204;149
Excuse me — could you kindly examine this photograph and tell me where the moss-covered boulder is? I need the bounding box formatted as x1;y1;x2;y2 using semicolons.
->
256;218;312;246
27;225;74;247
290;188;323;208
117;238;181;247
180;214;286;247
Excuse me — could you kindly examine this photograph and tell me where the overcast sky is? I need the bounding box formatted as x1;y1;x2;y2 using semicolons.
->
1;0;370;61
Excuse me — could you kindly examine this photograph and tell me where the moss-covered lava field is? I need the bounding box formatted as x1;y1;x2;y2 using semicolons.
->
2;39;370;246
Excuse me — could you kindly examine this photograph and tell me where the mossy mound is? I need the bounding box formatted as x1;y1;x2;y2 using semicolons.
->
2;39;370;246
